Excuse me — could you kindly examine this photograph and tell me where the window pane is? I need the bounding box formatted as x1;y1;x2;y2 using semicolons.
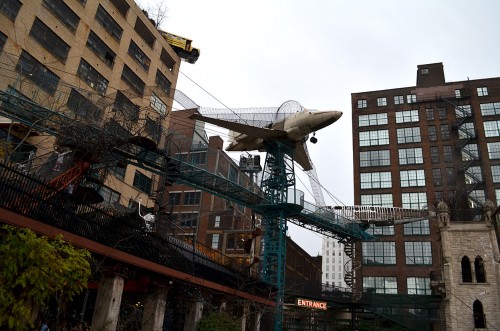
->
399;148;423;165
397;127;421;143
42;0;80;33
362;242;396;265
360;150;390;167
359;113;387;126
404;219;430;235
359;130;389;146
484;121;500;137
402;192;427;209
395;110;419;123
121;64;145;95
480;102;500;116
95;4;123;41
363;276;397;294
407;277;431;295
361;194;393;207
400;170;426;187
16;51;60;95
77;59;108;95
360;172;392;189
86;30;115;67
0;0;22;21
405;242;432;265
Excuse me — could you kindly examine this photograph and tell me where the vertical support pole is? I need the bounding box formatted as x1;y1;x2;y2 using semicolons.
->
141;285;170;331
91;275;124;331
183;300;204;331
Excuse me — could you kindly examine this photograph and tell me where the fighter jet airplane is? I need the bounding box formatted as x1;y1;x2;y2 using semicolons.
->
189;100;342;171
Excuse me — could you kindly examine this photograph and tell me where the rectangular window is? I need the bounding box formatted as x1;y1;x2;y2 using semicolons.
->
99;186;120;206
95;4;123;42
0;31;6;52
405;242;432;265
470;190;486;207
109;0;129;17
357;99;367;108
432;168;442;186
441;124;449;140
462;144;479;161
109;166;125;180
443;145;453;162
438;108;447;120
396;110;419;123
407;94;416;103
361;194;393;207
402;192;427;209
455;104;472;118
397;127;421;143
183;191;201;205
365;225;394;236
459;122;476;139
359;113;387;126
211;234;220;249
0;0;22;21
42;0;80;33
155;70;171;95
214;215;220;228
399;148;423;165
407;277;431;295
430;147;439;164
496;189;500;206
404;220;430;235
134;17;155;48
377;97;387;106
86;30;115;67
359;130;389;146
133;171;152;193
145;117;160;142
426;108;434;121
455;89;461;99
190;151;207;165
491;165;500;183
446;167;455;185
121;65;145;95
360;172;392;189
150;93;167;116
428;126;437;141
400;169;425;187
16;51;60;95
169;192;181;205
362;242;396;265
128;40;151;71
363;277;397;294
477;86;488;96
77;59;108;95
179;213;198;227
465;166;482;184
480;102;500;116
114;91;139;121
360;150;390;167
484;121;500;137
29;18;70;62
488;142;500;159
394;95;404;105
66;88;102;119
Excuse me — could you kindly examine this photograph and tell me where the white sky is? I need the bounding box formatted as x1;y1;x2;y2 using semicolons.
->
139;0;500;255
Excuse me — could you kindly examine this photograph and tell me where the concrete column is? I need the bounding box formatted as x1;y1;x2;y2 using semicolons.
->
250;308;262;331
141;286;169;331
241;304;249;331
91;275;125;331
183;300;204;331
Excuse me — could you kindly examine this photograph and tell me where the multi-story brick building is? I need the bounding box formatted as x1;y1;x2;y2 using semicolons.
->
351;62;500;329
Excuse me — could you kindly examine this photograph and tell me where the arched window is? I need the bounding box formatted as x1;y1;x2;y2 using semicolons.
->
473;300;486;328
461;256;472;283
475;256;486;283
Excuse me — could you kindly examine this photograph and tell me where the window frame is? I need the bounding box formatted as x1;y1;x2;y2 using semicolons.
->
405;241;432;265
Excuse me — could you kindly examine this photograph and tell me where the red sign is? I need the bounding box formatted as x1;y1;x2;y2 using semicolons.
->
295;298;328;310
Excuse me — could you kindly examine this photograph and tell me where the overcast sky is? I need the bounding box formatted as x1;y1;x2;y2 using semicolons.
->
140;0;500;255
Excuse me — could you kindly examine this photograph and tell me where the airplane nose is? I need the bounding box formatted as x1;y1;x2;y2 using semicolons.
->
311;110;343;131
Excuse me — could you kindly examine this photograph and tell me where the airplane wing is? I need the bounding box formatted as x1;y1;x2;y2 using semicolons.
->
190;113;287;140
294;140;313;171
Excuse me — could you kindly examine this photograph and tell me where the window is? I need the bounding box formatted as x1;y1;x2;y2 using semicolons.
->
121;65;145;95
407;94;416;104
150;93;167;115
487;142;500;159
446;167;455;185
359;113;387;126
0;0;22;21
0;31;6;52
67;88;102;119
16;51;60;95
399;148;423;165
432;168;442;186
360;150;390;167
377;97;387;106
77;59;108;95
455;89;461;99
402;192;427;209
211;234;220;249
134;18;155;48
407;277;431;295
109;0;129;17
183;191;201;205
484;120;500;137
428;126;437;141
461;144;479;161
473;300;486;329
109;166;125;180
475;256;486;283
400;169;425;187
214;215;220;228
113;91;139;121
363;277;397;294
145;117;160;142
397;127;421;143
469;190;486;206
491;165;500;183
169;192;181;205
359;130;389;146
179;213;197;227
86;30;115;67
42;0;80;33
95;5;123;42
426;108;434;121
438;108;447;120
357;99;367;108
465;166;482;184
394;95;404;105
430;147;439;164
459;122;476;139
361;194;393;207
133;171;152;193
477;87;488;96
455;104;472;118
99;186;120;206
441;124;449;140
405;242;432;265
396;110;419;123
360;172;391;189
362;242;396;265
404;219;430;235
497;189;500;206
365;225;394;236
155;70;171;95
128;40;151;71
190;152;207;165
421;68;429;74
461;256;472;282
480;102;500;116
443;146;453;162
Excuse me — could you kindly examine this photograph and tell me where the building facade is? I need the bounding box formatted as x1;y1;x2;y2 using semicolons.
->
351;63;500;329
